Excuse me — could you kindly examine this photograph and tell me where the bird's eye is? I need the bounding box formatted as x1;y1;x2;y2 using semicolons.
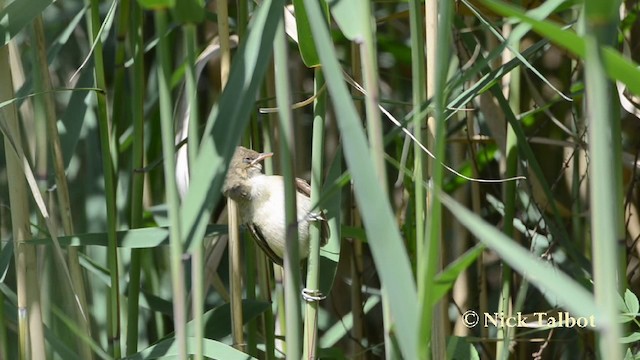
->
243;157;253;164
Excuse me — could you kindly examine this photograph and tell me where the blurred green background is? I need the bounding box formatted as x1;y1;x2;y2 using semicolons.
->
1;0;640;359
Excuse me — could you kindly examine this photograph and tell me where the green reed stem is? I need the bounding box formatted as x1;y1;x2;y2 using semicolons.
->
273;11;301;358
88;0;120;355
126;0;145;354
155;9;187;360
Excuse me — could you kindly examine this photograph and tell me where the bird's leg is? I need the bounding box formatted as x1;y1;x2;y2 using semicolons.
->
300;259;326;303
301;288;325;302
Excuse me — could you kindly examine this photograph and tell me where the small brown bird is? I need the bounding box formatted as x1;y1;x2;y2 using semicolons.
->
222;146;328;265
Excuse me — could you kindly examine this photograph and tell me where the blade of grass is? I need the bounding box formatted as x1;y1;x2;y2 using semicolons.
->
478;0;640;98
420;0;453;357
87;0;121;354
302;67;326;360
583;0;624;357
430;244;486;305
440;191;605;325
30;14;93;360
125;0;146;354
292;0;321;67
154;8;187;360
496;23;521;359
0;0;54;47
182;19;205;360
0;25;47;358
123;337;258;360
273;9;303;357
303;0;418;358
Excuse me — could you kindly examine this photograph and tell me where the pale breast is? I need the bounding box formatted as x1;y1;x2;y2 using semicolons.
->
243;175;312;260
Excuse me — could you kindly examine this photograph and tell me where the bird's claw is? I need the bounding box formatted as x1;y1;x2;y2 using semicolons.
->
302;288;326;302
306;212;325;222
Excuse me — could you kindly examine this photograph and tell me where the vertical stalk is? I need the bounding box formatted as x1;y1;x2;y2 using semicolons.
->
243;3;258;346
420;0;453;358
420;0;438;358
31;14;93;360
126;0;145;354
182;22;204;360
29;19;50;357
359;2;385;182
155;9;187;360
349;235;365;359
237;0;248;39
88;0;120;356
302;68;326;360
142;251;166;337
244;231;258;357
304;0;418;356
260;59;277;360
257;254;276;359
217;0;231;87
273;11;301;358
1;31;47;360
583;1;624;358
496;24;520;360
348;42;365;360
356;2;397;358
215;0;244;352
408;3;427;353
0;289;6;360
409;0;426;273
228;199;245;351
112;0;131;171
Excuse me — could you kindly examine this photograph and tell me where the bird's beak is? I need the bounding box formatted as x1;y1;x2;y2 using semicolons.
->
250;152;273;166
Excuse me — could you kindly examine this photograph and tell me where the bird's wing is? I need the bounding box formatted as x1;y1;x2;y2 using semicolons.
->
319;217;330;247
295;177;311;197
247;223;284;266
295;177;330;246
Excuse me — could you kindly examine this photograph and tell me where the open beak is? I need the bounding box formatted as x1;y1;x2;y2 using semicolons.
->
251;152;273;166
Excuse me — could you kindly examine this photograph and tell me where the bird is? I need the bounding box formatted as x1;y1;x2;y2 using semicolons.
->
222;146;329;266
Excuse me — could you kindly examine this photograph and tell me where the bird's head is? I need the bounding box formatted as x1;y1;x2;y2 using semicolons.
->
222;146;273;198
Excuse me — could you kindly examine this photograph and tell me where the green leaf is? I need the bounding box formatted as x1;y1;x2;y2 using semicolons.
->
189;300;270;340
439;192;605;327
431;244;486;306
27;225;226;248
478;0;640;98
1;290;83;360
328;0;366;41
60;71;94;168
15;4;89;106
0;0;53;46
618;289;640;323
138;290;174;316
624;348;635;360
620;332;640;344
490;87;591;273
292;0;323;67
123;301;269;359
319;295;380;348
137;297;270;338
625;289;640;315
123;337;256;360
319;148;343;295
303;0;418;358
